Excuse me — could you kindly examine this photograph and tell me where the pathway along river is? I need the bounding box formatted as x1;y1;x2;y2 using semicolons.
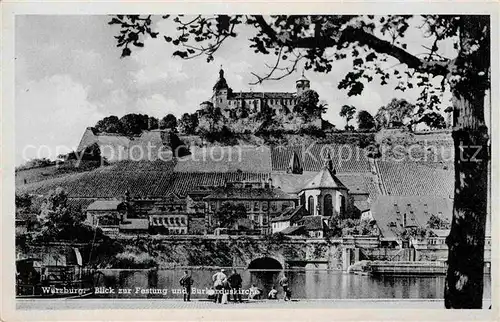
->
91;269;492;300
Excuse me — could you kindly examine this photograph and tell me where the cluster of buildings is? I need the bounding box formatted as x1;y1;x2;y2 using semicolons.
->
200;67;314;119
15;68;491;269
83;158;352;238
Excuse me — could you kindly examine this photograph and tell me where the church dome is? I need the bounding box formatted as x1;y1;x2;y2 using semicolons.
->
296;70;309;83
213;68;229;91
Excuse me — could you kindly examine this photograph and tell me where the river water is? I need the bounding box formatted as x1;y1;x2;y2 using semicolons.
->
93;269;491;300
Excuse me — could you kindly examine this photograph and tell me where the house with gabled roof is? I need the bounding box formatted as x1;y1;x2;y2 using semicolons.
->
271;205;308;234
296;215;330;238
370;195;453;253
85;199;129;236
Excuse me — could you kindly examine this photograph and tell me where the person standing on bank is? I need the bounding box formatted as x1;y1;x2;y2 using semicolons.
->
212;268;227;304
279;273;291;301
179;270;193;302
227;269;243;303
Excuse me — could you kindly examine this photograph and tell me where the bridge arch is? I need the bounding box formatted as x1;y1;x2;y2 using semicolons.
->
248;257;283;270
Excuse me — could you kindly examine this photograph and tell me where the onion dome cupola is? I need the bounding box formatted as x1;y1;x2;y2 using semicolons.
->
213;66;229;92
296;69;310;95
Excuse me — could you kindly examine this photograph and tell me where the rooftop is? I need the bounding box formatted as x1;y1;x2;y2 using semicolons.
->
280;225;306;235
297;215;327;231
230;92;296;100
376;161;454;197
87;200;125;211
270;144;371;173
271;205;307;222
204;186;295;200
371;195;453;238
302;165;347;191
174;146;272;173
119;218;149;230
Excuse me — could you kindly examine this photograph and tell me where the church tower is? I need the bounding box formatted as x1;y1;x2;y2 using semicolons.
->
212;66;230;110
296;70;310;96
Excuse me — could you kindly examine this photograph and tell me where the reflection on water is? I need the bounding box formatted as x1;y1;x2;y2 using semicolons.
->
94;269;491;300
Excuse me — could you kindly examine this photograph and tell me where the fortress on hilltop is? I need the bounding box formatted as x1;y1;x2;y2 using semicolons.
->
200;67;314;118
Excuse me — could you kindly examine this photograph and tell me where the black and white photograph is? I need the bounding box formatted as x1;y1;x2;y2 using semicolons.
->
2;2;498;319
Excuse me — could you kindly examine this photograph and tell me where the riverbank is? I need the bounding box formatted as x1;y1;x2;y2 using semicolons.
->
17;298;492;310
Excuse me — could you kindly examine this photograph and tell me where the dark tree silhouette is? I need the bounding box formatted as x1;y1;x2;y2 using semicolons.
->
110;15;491;308
340;105;356;129
148;116;159;130
119;113;150;135
416;111;447;130
95;115;124;133
178;113;199;134
375;98;415;129
168;131;190;158
198;103;223;133
95;114;158;135
356;110;376;130
160;114;178;131
213;202;247;228
293;89;326;120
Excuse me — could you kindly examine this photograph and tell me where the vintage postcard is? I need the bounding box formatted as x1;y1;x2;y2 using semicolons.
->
1;1;498;321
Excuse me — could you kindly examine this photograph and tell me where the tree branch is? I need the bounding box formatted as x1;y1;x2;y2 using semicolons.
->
251;15;451;77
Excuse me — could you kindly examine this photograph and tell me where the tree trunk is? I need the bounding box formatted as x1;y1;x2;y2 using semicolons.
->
444;15;490;309
444;90;489;309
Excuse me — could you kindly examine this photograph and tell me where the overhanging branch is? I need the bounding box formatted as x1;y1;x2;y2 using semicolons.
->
251;15;451;77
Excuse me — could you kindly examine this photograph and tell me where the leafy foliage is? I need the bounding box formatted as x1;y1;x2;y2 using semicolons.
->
16;158;55;171
416;112;447;130
399;226;430;240
427;213;451;229
95;115;124;133
198;104;224;133
32;188;98;243
357;110;376;130
16;193;33;211
109;15;488;100
65;143;107;163
178;113;199;134
160;114;178;131
148;116;159;130
94;113;158;136
293;89;326;120
340;105;356;129
335;218;377;236
213;202;247;228
119;113;152;135
199;125;238;145
375;98;415;129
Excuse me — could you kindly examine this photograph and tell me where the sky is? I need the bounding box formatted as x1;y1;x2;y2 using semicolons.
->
15;15;455;165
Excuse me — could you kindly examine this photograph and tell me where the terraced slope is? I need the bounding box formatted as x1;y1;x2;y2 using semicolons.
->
376;161;454;197
271;144;371;173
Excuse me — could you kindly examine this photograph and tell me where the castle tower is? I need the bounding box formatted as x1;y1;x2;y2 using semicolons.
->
296;69;310;96
212;66;230;109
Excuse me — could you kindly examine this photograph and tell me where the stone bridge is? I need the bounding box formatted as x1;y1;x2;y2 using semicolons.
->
229;238;344;270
